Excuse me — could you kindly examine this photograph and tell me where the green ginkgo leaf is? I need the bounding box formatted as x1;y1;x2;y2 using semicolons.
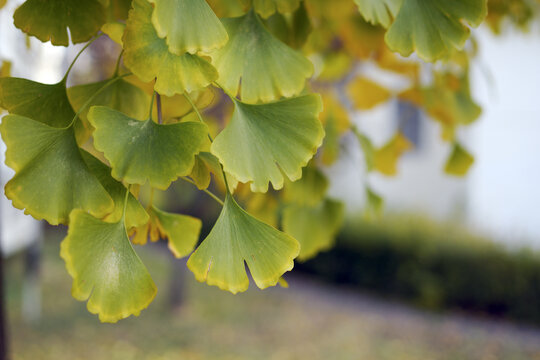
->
13;0;106;46
123;0;218;96
189;151;238;192
151;206;202;258
81;151;149;229
0;115;113;225
0;78;75;128
88;106;208;189
385;0;487;61
210;10;313;103
187;193;299;294
211;94;324;192
253;0;300;18
61;210;157;323
354;0;401;28
101;21;126;45
148;0;228;55
283;166;329;206
282;199;344;261
445;143;474;176
68;78;151;125
0;77;91;143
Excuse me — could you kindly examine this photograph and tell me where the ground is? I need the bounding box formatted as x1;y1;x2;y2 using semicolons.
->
5;233;540;360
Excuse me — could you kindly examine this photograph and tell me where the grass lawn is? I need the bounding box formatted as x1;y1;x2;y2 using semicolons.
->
5;231;540;360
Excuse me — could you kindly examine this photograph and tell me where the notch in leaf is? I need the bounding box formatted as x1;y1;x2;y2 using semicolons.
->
211;94;324;192
13;0;106;46
61;209;157;323
123;0;218;96
0;115;113;225
253;0;301;19
385;0;487;62
88;106;208;190
148;0;229;55
187;193;299;294
210;10;313;103
354;0;401;28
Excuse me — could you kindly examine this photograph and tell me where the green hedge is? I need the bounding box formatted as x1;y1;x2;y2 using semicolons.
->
295;217;540;324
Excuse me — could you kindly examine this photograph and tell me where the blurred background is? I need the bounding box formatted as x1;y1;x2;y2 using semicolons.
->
1;0;540;359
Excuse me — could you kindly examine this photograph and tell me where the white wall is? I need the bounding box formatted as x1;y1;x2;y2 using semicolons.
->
468;25;540;246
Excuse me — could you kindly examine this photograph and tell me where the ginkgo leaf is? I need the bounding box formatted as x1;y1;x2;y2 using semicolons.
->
101;21;126;45
282;199;344;261
385;0;487;62
60;210;157;323
68;78;151;125
211;94;324;192
354;0;401;28
13;0;106;46
347;77;392;110
374;132;413;176
88;106;208;189
0;78;75;128
148;0;228;55
210;10;313;103
253;0;300;18
81;151;149;229
445;143;474;176
264;2;312;49
151;206;202;258
0;115;113;225
0;77;91;143
123;0;218;96
187;193;299;294
0;61;11;77
283;166;328;206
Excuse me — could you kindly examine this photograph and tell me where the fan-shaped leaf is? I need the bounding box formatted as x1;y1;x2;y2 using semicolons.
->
187;193;299;294
374;132;413;176
354;0;401;28
148;0;228;55
253;0;300;18
81;151;149;228
210;10;313;103
211;94;324;192
123;0;218;96
0;78;74;128
445;143;474;176
385;0;487;61
13;0;106;46
60;210;156;323
0;115;113;225
282;199;344;261
88;106;208;189
347;77;392;110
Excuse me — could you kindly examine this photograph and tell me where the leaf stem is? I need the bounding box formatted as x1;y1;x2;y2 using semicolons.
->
66;72;132;129
184;92;232;194
122;184;131;223
113;49;124;77
180;177;224;206
183;92;214;142
62;35;103;84
156;93;163;124
149;91;156;121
